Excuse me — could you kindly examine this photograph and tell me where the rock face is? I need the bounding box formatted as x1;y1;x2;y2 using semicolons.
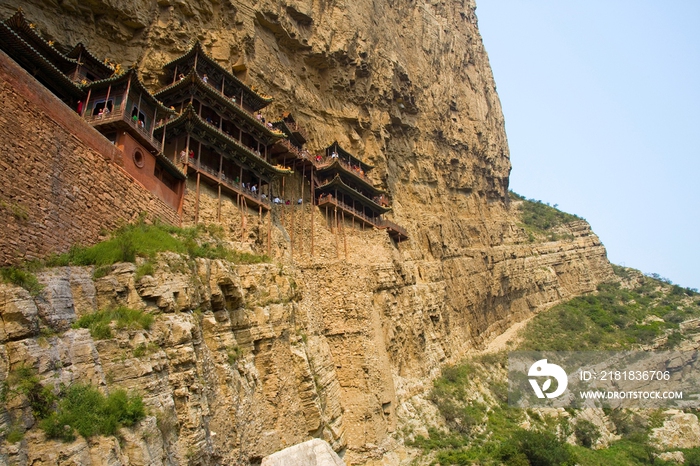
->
0;0;615;464
262;438;345;466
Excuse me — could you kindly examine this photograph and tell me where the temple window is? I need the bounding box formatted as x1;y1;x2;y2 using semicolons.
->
92;99;113;115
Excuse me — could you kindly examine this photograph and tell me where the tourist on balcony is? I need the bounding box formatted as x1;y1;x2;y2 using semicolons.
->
256;112;263;121
331;150;339;159
202;74;208;83
297;198;303;205
97;108;104;119
179;73;185;80
273;197;282;204
251;185;257;194
76;100;83;115
189;149;195;159
103;106;110;117
180;150;187;163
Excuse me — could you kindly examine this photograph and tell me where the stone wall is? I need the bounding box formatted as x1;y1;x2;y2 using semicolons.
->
0;50;179;266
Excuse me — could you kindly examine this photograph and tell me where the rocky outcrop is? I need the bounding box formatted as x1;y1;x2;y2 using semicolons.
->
0;220;612;464
0;0;615;463
262;438;345;466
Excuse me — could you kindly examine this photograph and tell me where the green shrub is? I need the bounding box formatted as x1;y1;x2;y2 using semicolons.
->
40;384;145;441
685;448;700;466
73;307;154;339
510;191;581;234
4;425;24;443
499;429;577;466
132;342;159;358
3;365;56;419
574;419;601;448
45;220;269;268
227;345;243;365
134;261;155;281
0;267;43;296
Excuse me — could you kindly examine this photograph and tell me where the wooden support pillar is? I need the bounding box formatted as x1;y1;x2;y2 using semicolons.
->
136;92;142;122
310;166;315;258
334;207;339;258
184;134;191;168
82;88;92;117
161;120;168;156
195;173;201;224
151;107;158;138
217;185;222;223
342;210;347;260
267;210;272;257
300;165;305;256
290;198;295;258
104;84;112;113
352;199;355;230
197;141;202;168
240;196;247;242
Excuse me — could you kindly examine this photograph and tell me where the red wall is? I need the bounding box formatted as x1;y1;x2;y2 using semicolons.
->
0;49;180;266
117;133;184;211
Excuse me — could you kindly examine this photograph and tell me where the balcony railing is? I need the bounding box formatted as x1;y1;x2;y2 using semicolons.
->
317;195;380;227
85;108;163;151
316;195;408;239
377;218;408;239
187;161;271;208
277;139;314;163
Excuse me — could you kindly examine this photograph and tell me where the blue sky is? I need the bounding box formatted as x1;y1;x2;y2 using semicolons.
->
475;1;700;289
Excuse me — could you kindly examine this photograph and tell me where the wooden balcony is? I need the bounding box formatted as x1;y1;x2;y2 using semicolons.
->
186;161;272;211
85;108;163;153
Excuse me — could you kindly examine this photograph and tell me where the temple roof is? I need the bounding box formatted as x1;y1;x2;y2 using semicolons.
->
315;175;391;214
154;69;285;142
316;158;385;196
66;43;115;80
162;41;272;111
156;153;186;180
0;20;85;100
325;142;374;173
4;11;77;74
153;104;291;181
83;69;175;116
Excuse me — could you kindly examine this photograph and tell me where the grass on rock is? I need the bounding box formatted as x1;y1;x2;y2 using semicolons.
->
411;266;700;465
73;306;154;340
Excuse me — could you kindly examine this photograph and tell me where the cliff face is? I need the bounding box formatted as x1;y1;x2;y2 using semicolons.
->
0;0;614;464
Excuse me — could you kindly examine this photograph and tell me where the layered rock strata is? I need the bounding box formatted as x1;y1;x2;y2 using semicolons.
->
0;0;615;463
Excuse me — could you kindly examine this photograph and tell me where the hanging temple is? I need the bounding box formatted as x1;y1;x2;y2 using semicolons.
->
0;10;408;254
